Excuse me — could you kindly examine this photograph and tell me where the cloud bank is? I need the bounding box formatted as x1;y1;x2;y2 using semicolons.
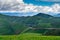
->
0;0;60;13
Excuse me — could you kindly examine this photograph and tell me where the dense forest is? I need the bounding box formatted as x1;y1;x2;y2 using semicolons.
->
0;13;60;35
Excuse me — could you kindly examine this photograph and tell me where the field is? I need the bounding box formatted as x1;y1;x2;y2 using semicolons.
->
0;33;60;40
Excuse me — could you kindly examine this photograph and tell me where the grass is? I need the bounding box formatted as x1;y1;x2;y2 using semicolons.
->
0;33;60;40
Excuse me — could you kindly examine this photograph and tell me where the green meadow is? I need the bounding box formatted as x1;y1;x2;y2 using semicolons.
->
0;33;60;40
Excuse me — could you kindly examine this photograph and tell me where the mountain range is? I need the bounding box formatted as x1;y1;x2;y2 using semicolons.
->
0;12;60;17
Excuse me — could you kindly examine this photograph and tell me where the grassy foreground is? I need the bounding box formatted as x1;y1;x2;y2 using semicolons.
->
0;33;60;40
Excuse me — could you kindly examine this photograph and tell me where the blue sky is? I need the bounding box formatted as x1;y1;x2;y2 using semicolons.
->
23;0;55;6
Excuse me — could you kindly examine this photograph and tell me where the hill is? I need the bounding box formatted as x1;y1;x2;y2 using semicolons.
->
34;13;53;18
0;13;60;35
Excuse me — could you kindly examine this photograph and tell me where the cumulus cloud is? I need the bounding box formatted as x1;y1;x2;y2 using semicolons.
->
0;0;60;13
0;0;21;11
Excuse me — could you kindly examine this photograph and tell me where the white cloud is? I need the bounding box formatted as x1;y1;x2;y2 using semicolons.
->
0;0;60;13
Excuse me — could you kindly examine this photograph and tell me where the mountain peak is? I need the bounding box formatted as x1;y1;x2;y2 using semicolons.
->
34;13;53;18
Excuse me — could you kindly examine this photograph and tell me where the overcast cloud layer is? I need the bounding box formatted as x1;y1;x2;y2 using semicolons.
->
0;0;60;13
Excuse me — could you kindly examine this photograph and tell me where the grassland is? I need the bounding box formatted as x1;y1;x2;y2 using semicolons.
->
0;33;60;40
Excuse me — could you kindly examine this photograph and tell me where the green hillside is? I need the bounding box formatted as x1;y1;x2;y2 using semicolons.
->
0;13;60;35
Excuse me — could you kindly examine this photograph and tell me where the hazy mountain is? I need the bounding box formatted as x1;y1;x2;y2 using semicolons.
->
46;12;60;17
53;14;60;17
0;12;38;16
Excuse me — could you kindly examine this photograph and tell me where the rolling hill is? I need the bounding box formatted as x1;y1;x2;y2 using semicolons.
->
0;13;60;35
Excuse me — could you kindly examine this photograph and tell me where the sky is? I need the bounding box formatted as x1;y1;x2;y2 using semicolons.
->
23;0;55;6
0;0;60;15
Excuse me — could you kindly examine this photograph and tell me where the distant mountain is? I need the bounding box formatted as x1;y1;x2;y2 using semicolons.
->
53;14;60;17
46;12;60;17
34;13;53;18
0;12;38;16
1;12;60;17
